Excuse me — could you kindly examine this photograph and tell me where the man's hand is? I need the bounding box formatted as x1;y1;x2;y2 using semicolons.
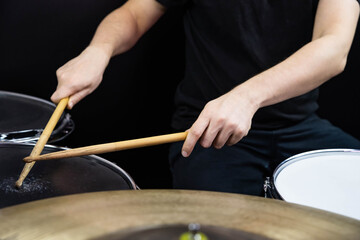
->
51;0;165;109
51;45;111;109
181;0;359;158
181;88;259;157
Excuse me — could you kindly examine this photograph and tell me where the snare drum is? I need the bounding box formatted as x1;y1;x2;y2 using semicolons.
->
264;149;360;220
0;142;137;208
0;90;74;143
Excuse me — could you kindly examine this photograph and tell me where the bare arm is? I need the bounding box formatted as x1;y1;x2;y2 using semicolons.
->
90;0;166;57
241;0;359;108
182;0;360;157
51;0;166;108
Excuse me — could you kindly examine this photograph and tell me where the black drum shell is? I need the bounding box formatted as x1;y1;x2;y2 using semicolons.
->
0;143;137;209
0;90;74;143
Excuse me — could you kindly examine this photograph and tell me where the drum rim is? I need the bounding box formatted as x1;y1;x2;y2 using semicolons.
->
270;148;360;200
0;142;138;190
0;90;57;109
0;90;74;142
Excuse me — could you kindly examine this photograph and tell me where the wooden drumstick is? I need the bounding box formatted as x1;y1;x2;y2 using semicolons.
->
15;97;69;188
24;132;188;162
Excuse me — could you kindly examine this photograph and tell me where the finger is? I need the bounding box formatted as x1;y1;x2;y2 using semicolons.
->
199;120;222;148
182;117;209;157
226;129;246;146
51;87;74;108
66;88;91;109
213;128;233;149
51;84;89;109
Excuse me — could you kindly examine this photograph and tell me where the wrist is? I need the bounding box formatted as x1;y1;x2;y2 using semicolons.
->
230;84;262;114
86;43;113;62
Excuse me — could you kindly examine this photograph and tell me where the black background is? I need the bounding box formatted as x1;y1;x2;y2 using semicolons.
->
1;0;359;189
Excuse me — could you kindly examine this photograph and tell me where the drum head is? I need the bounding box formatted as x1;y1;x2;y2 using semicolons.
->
273;149;360;220
0;143;137;208
0;90;74;142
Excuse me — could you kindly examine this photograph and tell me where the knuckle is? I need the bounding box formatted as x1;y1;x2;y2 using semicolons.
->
199;139;211;148
205;100;214;108
191;129;202;139
234;126;245;135
226;121;238;130
203;101;216;113
213;142;224;149
226;136;238;146
243;129;249;137
55;67;62;75
243;130;249;137
68;84;79;92
215;116;226;126
56;69;64;79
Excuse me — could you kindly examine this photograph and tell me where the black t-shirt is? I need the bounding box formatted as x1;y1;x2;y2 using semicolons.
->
155;0;341;130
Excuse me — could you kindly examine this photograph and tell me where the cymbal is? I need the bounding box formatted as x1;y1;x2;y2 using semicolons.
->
0;190;359;240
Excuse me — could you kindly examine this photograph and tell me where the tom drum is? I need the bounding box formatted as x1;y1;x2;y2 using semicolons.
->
0;90;74;143
264;149;360;220
0;142;137;208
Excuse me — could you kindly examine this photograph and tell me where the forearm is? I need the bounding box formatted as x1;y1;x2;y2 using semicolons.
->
234;0;359;110
89;9;140;59
88;0;165;59
236;36;353;109
51;0;165;108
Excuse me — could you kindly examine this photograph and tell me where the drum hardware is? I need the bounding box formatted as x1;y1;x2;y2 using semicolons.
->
263;177;271;198
0;90;74;143
0;114;74;143
45;112;74;143
179;223;209;240
263;177;280;199
114;224;255;240
0;129;42;143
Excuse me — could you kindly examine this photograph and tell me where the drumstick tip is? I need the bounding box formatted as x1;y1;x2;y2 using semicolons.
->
14;180;23;189
23;156;34;163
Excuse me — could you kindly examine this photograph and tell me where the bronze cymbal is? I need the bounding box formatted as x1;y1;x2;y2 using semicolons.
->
0;190;359;240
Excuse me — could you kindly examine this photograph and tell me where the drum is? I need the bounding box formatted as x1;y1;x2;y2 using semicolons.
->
264;149;360;220
0;90;74;143
0;142;137;208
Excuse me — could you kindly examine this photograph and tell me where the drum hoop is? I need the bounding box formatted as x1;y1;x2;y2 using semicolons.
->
271;148;360;200
0;90;58;109
0;142;138;190
0;91;73;142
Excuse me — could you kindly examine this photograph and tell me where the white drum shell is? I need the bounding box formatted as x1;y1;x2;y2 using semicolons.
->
272;149;360;220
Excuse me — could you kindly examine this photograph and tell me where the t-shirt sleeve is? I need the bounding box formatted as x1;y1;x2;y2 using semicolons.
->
156;0;189;8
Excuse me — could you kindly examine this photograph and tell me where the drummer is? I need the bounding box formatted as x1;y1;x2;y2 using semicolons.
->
51;0;360;196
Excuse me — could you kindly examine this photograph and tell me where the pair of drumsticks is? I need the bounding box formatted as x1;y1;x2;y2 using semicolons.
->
16;98;187;188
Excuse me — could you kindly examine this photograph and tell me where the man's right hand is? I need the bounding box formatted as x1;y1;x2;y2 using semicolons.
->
51;45;111;109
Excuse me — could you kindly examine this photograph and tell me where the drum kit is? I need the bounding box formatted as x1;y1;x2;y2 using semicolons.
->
0;90;359;240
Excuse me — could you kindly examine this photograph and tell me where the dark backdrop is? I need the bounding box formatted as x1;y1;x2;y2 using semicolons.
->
1;1;359;189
